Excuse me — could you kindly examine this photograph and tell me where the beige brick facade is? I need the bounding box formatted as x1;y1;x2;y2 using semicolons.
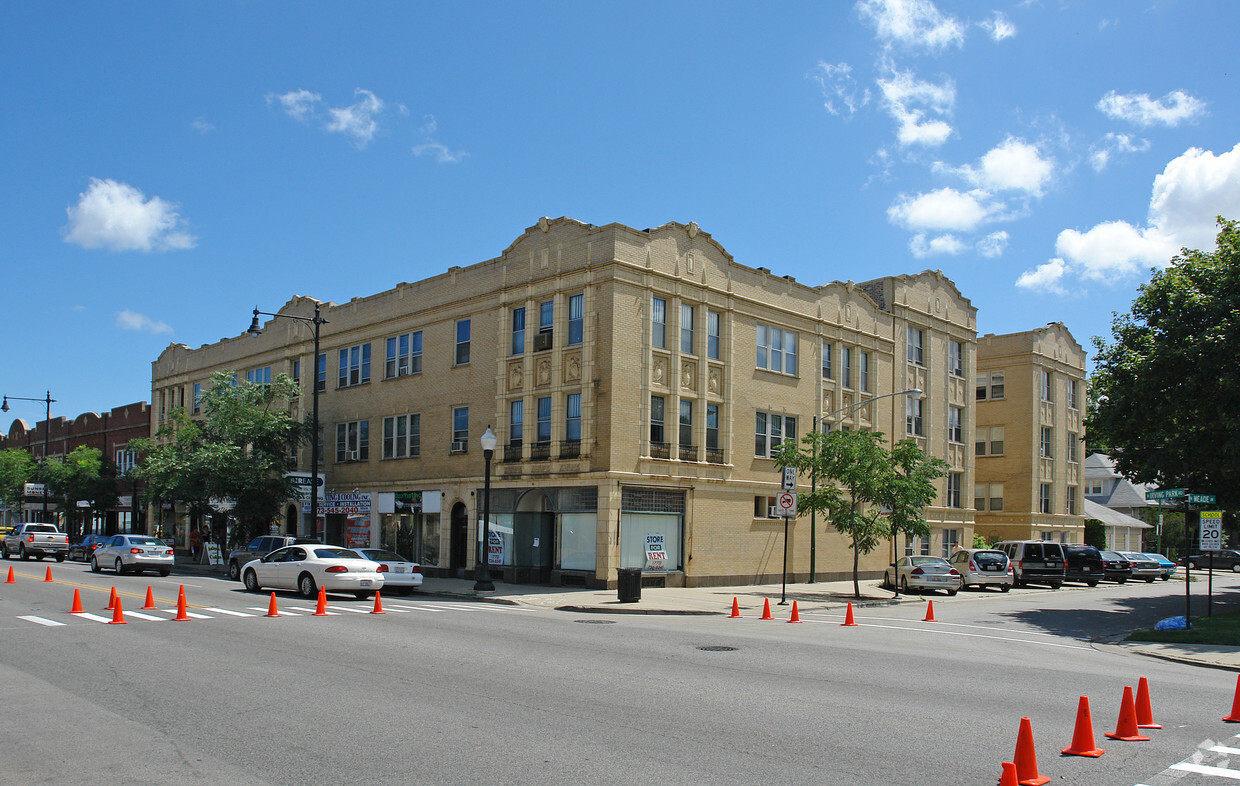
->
151;217;980;588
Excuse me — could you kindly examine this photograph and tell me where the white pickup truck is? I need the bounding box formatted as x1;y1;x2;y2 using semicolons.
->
2;523;69;561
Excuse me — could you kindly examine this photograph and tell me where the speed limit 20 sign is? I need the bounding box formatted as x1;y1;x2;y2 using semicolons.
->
1200;511;1223;551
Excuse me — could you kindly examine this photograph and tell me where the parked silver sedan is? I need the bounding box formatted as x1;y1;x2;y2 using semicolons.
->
1117;551;1161;583
91;534;174;576
884;556;962;596
349;548;423;595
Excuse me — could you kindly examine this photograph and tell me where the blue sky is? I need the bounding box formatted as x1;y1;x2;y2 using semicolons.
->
3;1;1238;425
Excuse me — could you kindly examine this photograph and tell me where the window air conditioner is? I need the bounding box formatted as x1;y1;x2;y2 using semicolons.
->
346;450;359;461
533;332;553;352
450;440;468;453
768;505;781;518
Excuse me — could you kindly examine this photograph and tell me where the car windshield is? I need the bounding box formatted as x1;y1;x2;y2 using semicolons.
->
314;547;360;559
359;549;406;562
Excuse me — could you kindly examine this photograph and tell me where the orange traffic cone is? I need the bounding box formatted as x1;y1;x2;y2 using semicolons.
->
1105;686;1151;741
265;592;280;618
923;600;936;622
43;566;54;582
4;566;14;583
841;602;857;626
760;598;773;620
1061;696;1105;757
70;588;84;614
1012;716;1050;786
314;586;328;616
728;597;742;618
142;586;157;611
172;590;190;621
371;590;386;614
109;596;127;625
1136;677;1162;729
106;586;117;610
788;600;802;623
998;761;1019;786
1225;674;1240;722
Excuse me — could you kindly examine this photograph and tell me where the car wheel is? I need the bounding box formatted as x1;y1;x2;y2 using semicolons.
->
19;544;28;560
1087;581;1099;588
115;558;126;575
90;556;101;573
56;554;65;562
228;561;240;582
999;584;1011;593
1160;575;1170;581
883;571;893;588
1145;576;1156;583
243;569;261;593
1049;582;1061;590
1232;564;1240;574
1;545;8;559
946;588;958;596
1189;561;1199;570
159;569;170;577
354;591;373;600
1117;578;1127;584
298;573;317;599
900;576;910;594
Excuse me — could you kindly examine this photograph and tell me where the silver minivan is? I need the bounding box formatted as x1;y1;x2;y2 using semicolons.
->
994;540;1065;589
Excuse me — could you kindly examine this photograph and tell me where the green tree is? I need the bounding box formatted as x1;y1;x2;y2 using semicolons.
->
0;447;36;517
1089;217;1240;510
41;446;118;540
130;370;308;549
1083;520;1107;550
776;429;948;598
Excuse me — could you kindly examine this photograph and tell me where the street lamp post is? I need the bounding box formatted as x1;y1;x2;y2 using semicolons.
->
808;387;922;592
474;426;498;591
248;304;327;537
2;391;55;522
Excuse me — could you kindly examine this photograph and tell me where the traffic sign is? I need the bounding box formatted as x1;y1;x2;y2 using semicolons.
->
782;466;797;491
1187;493;1217;505
1145;488;1185;501
776;492;797;517
1201;511;1223;551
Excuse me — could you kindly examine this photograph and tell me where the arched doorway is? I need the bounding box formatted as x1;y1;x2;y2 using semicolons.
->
449;501;469;578
513;490;554;584
284;505;299;536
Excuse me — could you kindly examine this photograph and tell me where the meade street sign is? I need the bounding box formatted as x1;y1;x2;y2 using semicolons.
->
1187;493;1217;505
1145;488;1186;501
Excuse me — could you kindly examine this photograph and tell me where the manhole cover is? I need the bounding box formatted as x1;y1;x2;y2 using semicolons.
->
697;645;737;652
574;619;617;624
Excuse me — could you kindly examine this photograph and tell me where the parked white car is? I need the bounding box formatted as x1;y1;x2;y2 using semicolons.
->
91;534;174;576
349;548;423;594
241;544;385;599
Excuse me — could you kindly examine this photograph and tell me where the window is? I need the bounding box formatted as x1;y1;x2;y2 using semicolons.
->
510;307;525;355
565;393;581;443
452;407;469;449
336;420;369;462
949;340;964;377
841;346;853;388
316;353;326;393
382;414;420;459
1067;486;1078;516
990;371;1004;399
755;496;781;519
292;360;300;383
509;400;523;446
976;371;1005;400
755;412;796;458
976;426;1005;456
681;303;695;354
756;324;797;375
707;311;721;360
859;351;870;393
338;344;371;387
1067;379;1079;410
907;326;924;365
821;342;832;380
115;450;137;474
942;528;960;558
652;297;667;349
455;320;471;365
905;397;923;437
1040;483;1053;514
1067;434;1078;463
568;294;584;346
1041;370;1053;402
247;367;271;385
192;383;201;415
679;400;693;447
947;406;963;443
946;473;962;508
385;331;423;378
975;483;1004;511
539;300;554;337
650;395;666;447
706;403;720;457
536;397;552;444
1087;480;1103;496
1040;426;1053;458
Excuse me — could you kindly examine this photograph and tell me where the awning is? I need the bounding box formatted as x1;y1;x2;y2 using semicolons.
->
1084;499;1152;529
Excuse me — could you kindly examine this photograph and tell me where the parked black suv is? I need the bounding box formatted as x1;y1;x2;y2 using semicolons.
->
994;540;1065;588
1062;544;1104;587
228;535;321;580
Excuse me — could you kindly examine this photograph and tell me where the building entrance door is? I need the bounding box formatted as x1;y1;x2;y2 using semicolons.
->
449;502;468;577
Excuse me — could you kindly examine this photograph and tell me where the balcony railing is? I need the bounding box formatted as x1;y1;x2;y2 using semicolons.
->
559;439;581;460
678;444;697;462
704;447;724;464
502;442;522;463
650;441;670;459
529;442;552;461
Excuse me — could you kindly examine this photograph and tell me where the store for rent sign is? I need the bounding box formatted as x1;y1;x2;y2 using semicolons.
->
645;534;667;571
487;530;504;566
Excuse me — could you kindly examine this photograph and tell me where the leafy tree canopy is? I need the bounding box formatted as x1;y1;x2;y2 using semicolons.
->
41;446;118;539
0;447;36;512
1088;217;1240;509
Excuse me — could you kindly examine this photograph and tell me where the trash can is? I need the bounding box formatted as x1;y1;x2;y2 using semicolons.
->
617;567;642;603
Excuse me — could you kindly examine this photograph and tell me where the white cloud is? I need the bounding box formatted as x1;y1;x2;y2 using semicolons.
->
877;68;955;147
1055;221;1179;280
1089;132;1150;171
412;142;469;163
810;61;871;117
946;136;1054;195
116;310;173;335
190;117;215;134
977;230;1009;258
1097;89;1207;128
326;88;384;147
1015;258;1068;295
888;187;991;232
856;0;965;52
267;89;321;121
910;232;966;257
62;178;196;253
979;11;1016;41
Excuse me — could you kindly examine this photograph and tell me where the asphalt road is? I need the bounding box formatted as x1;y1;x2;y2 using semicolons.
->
2;560;1238;785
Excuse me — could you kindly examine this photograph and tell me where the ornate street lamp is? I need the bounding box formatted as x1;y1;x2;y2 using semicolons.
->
248;304;327;536
474;426;498;591
2;391;55;522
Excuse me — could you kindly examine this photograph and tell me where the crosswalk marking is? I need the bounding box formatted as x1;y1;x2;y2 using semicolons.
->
203;607;255;617
17;616;64;627
1211;745;1240;755
123;610;165;621
245;607;303;616
386;603;446;613
325;605;370;614
163;608;213;619
73;612;112;623
1170;762;1240;780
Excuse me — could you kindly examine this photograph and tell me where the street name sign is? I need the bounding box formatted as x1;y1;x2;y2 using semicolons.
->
1200;511;1223;551
1187;494;1217;505
1145;488;1185;501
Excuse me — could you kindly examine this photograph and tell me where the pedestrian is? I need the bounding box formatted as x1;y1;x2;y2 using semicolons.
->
199;527;211;564
189;528;201;561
